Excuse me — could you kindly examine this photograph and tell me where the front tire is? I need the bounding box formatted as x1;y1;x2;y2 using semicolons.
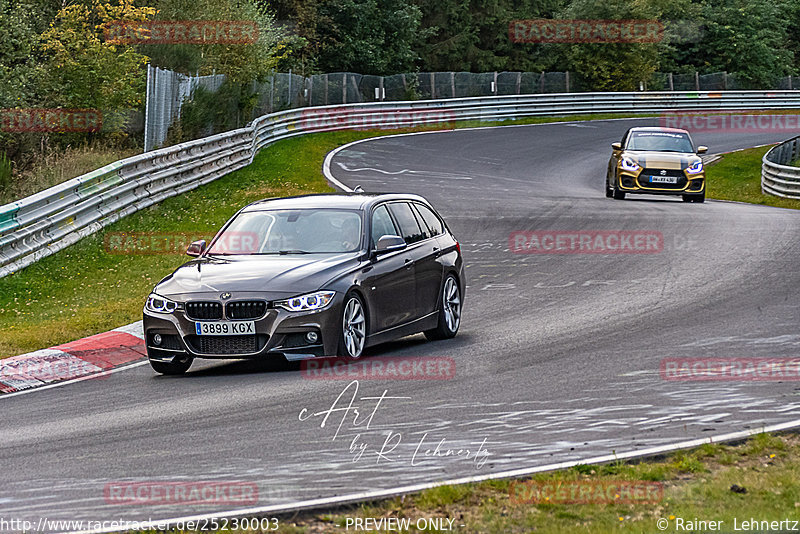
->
425;275;462;341
149;356;193;375
682;191;705;203
612;176;626;200
339;293;367;360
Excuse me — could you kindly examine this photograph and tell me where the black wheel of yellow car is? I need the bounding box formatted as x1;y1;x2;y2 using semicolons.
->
149;356;193;375
605;177;613;198
682;191;705;203
612;179;626;200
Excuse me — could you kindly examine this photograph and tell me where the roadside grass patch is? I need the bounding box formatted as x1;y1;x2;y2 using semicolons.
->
706;145;800;209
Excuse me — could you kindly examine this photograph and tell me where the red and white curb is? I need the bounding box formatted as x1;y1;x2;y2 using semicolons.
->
0;321;145;395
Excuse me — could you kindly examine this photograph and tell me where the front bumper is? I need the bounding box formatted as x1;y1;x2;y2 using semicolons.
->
143;297;345;361
617;170;705;195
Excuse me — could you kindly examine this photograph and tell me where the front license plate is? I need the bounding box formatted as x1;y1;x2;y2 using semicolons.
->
195;321;255;336
649;175;678;184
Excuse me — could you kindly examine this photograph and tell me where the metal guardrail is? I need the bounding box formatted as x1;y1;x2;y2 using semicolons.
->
762;135;800;199
2;90;800;278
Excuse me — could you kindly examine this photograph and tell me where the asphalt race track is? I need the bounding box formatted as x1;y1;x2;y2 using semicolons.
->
2;118;800;529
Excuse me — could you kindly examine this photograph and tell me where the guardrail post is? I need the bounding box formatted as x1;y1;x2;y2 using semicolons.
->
723;71;728;90
430;72;436;98
493;72;498;96
668;72;674;91
695;71;700;91
324;74;329;105
288;69;293;107
144;64;152;152
270;74;274;113
565;71;570;92
540;72;545;93
515;72;521;94
451;72;456;98
343;73;347;104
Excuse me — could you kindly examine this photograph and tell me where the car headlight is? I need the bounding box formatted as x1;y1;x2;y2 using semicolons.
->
620;156;640;172
145;293;179;314
276;291;336;312
686;161;703;174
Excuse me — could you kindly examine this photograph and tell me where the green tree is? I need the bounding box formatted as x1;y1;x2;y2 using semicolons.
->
413;0;567;72
691;0;793;88
301;0;424;75
40;0;156;132
146;0;284;82
555;0;698;91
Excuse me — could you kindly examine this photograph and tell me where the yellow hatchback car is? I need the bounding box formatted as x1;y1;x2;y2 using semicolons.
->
606;127;707;203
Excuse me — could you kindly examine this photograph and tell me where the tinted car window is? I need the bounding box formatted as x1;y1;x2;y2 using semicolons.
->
626;131;693;153
371;205;398;247
388;202;425;244
207;209;362;254
413;203;444;236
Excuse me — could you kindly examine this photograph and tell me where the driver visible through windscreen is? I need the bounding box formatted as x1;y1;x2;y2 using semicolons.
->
207;209;363;254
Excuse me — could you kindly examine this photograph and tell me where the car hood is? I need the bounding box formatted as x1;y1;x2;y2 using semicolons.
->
153;253;360;299
622;151;702;170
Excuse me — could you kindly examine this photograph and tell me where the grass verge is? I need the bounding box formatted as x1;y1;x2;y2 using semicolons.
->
126;432;799;533
706;145;800;209
0;143;139;205
0;113;650;358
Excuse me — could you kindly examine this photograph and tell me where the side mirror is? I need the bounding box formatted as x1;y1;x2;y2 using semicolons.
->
696;145;708;154
611;142;622;151
187;239;207;257
375;235;406;254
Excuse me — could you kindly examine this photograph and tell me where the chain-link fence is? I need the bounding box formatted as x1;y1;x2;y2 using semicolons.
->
145;67;800;151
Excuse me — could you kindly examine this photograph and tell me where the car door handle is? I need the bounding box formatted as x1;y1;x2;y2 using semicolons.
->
432;246;439;252
404;258;413;266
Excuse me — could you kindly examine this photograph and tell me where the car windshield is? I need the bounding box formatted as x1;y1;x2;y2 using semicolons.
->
627;131;694;153
207;209;363;255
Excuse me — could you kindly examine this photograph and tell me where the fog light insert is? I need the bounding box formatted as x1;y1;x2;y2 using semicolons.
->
305;331;319;344
153;333;162;346
622;177;635;188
